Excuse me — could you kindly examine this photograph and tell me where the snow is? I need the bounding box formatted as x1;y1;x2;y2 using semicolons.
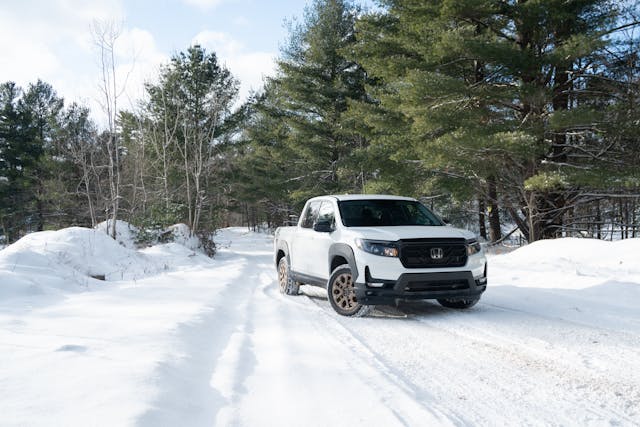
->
165;223;202;251
492;237;640;285
94;220;140;249
0;227;161;301
0;228;639;426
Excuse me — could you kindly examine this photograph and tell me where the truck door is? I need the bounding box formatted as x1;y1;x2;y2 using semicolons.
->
290;200;321;275
307;201;337;280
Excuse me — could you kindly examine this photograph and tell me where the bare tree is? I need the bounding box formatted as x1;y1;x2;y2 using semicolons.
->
92;20;128;239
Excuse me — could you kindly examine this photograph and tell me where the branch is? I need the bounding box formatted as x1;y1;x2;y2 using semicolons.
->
463;17;518;44
580;193;640;198
540;160;593;170
601;20;640;37
487;226;520;246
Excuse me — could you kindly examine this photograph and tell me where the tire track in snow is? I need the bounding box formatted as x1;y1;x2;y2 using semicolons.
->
304;294;640;426
306;296;467;426
136;257;258;427
387;300;639;425
210;259;271;426
306;295;472;426
400;301;640;425
223;249;451;426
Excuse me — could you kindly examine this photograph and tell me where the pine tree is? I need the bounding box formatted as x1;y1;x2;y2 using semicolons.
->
353;0;628;241
19;80;64;231
0;81;59;240
267;0;372;203
227;89;300;227
142;45;238;234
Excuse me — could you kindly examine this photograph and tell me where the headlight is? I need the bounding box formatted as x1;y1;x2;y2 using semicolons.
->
466;240;482;256
355;238;399;257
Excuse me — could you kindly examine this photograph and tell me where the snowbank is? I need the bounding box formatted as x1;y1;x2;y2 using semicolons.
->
95;220;211;254
0;224;216;301
0;227;159;299
95;220;139;249
165;223;201;251
487;237;640;337
490;237;640;288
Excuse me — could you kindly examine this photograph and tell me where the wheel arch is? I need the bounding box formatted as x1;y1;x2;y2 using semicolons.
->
275;240;290;268
328;243;359;282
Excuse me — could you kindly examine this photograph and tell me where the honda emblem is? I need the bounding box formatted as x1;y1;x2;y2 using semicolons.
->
430;247;444;260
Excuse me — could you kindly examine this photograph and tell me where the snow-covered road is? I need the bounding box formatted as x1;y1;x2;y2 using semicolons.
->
1;228;639;426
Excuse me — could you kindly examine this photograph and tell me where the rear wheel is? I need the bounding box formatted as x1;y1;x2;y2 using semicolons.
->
327;264;371;317
437;297;480;309
278;257;300;296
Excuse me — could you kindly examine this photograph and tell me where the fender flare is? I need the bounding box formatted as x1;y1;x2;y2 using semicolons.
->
328;243;359;282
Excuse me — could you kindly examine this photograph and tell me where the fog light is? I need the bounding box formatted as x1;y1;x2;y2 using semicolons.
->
367;282;385;288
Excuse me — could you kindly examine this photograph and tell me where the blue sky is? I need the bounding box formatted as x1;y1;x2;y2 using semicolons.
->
124;0;309;54
0;0;374;122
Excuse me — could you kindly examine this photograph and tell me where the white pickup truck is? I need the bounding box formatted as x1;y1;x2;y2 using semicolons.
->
274;195;487;316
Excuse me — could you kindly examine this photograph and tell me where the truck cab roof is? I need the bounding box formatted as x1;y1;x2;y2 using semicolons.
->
309;194;417;203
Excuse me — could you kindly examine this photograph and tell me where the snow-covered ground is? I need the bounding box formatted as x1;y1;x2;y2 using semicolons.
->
0;228;639;426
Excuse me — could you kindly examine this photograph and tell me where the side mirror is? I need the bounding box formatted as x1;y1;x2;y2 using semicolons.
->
441;217;451;225
313;220;333;233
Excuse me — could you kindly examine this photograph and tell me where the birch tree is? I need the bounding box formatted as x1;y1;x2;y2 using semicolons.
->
92;20;126;239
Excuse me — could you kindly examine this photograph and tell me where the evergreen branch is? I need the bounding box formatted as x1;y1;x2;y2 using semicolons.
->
540;160;593;170
461;17;518;44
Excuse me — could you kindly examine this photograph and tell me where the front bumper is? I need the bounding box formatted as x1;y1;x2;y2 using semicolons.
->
354;269;487;306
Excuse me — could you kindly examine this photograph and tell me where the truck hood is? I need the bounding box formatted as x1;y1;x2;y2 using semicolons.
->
346;226;476;242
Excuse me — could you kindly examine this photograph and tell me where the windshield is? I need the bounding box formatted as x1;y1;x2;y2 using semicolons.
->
338;199;444;227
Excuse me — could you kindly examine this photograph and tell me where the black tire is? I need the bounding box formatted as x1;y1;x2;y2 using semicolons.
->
437;297;480;309
278;257;300;296
327;264;371;317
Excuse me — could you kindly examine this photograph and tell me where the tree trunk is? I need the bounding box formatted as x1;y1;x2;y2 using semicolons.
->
93;20;122;240
526;192;538;242
633;199;637;238
596;199;602;239
478;197;487;240
508;206;530;242
487;178;501;242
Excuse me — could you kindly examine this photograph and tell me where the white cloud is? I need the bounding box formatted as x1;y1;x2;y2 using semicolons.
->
0;19;61;84
112;27;168;107
193;31;244;57
182;0;226;10
192;30;276;101
0;1;169;126
232;15;250;27
0;1;269;128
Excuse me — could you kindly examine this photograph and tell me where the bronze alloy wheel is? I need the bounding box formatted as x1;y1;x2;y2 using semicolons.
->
331;272;358;312
278;258;289;294
278;257;300;295
327;264;371;317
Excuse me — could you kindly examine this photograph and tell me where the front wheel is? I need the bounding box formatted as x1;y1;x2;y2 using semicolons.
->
437;297;480;309
327;264;371;317
278;257;300;296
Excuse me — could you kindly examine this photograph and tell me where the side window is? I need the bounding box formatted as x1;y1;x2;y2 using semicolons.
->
301;201;321;229
317;202;335;227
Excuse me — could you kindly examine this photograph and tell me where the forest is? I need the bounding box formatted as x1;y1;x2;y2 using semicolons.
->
1;0;639;247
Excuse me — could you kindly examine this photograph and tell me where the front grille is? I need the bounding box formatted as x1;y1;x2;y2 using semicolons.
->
399;238;467;269
404;279;470;292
